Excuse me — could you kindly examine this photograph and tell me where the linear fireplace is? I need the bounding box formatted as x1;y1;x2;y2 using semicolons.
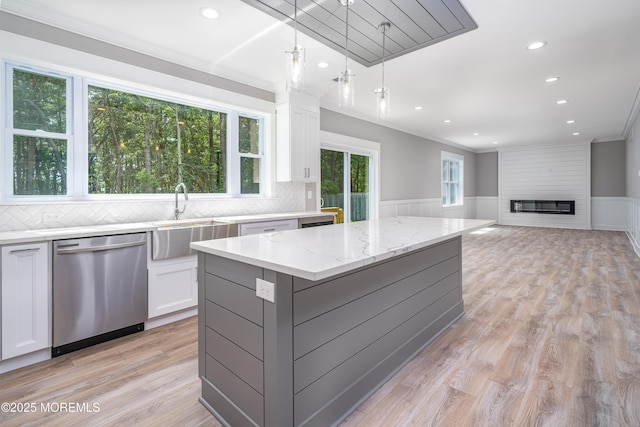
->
510;200;575;215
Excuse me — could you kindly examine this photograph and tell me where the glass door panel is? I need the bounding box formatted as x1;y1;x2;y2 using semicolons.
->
350;153;369;222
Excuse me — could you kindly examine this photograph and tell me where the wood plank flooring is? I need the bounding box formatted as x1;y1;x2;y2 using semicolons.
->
1;225;639;426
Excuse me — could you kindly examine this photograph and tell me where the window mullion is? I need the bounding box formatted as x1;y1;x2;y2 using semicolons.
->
227;112;240;196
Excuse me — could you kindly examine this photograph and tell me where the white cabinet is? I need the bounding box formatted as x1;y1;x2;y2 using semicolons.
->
239;219;299;236
1;242;50;360
276;92;320;182
148;256;198;319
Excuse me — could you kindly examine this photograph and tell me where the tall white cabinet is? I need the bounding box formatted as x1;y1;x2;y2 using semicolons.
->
1;242;50;360
276;91;320;182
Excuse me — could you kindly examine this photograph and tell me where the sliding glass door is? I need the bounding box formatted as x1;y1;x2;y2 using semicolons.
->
321;148;371;222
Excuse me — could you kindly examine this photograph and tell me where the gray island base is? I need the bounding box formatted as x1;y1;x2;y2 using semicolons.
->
197;240;470;425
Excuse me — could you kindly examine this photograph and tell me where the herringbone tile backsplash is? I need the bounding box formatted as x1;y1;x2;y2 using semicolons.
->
0;182;305;232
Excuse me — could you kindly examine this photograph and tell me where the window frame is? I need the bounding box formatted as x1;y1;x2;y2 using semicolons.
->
2;61;268;202
441;151;464;208
320;131;380;221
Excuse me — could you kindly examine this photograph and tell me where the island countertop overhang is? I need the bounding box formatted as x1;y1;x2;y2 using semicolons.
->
191;216;495;281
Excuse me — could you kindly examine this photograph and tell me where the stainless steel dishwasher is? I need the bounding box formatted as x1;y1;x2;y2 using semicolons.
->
52;233;147;357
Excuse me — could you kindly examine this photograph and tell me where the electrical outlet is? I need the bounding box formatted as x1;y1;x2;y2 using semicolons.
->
43;211;63;224
256;278;275;303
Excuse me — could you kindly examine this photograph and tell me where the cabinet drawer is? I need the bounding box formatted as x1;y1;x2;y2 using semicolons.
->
239;219;298;236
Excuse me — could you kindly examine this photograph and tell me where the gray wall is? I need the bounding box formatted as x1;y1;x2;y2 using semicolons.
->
476;152;498;197
591;141;626;197
0;11;273;103
320;109;477;201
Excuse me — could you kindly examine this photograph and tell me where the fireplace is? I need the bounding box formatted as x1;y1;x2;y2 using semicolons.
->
510;200;575;215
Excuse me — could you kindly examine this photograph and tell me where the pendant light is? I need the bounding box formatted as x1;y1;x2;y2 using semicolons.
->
338;0;355;107
285;0;304;91
375;22;390;120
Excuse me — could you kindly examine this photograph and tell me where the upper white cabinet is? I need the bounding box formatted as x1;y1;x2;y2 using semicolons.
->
1;242;50;360
276;92;320;182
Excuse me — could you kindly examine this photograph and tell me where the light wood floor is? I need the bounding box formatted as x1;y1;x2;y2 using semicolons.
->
1;225;639;426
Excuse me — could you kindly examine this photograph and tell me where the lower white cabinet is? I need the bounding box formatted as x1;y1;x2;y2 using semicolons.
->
239;219;299;236
148;256;198;319
1;242;50;360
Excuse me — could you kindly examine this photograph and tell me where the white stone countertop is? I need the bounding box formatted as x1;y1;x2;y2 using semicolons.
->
0;211;334;245
191;216;495;281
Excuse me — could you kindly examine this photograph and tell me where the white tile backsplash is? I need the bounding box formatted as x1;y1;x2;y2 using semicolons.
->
0;182;305;232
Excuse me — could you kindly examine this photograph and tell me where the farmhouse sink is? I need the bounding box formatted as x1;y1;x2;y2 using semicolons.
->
151;219;238;260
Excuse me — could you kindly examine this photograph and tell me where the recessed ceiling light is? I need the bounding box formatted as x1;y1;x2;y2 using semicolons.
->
527;41;547;50
566;120;576;124
556;99;568;105
493;141;498;145
414;106;423;111
317;61;329;69
200;7;220;19
443;119;452;123
572;132;580;136
473;132;479;136
545;77;559;83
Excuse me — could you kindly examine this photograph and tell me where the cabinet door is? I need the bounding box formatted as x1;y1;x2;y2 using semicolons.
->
1;242;50;360
148;259;198;319
290;106;308;182
305;110;320;182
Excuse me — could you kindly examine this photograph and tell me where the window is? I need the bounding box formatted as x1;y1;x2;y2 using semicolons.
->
9;67;71;196
3;63;266;200
442;151;464;207
88;85;227;194
238;115;262;194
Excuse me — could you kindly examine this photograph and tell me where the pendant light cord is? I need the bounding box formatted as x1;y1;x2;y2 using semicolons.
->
381;25;386;87
344;1;350;71
294;0;298;47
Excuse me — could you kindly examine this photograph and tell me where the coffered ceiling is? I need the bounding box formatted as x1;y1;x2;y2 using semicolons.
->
241;0;477;66
1;0;639;151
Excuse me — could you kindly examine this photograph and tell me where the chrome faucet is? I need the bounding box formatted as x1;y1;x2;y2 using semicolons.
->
174;183;188;220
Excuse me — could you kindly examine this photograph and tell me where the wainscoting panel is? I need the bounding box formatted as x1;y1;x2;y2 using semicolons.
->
379;198;478;219
628;198;640;257
591;197;627;231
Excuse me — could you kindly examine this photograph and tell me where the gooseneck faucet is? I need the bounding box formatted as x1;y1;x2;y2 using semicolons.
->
174;183;188;220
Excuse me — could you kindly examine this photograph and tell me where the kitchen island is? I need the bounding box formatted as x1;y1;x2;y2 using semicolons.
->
191;216;494;427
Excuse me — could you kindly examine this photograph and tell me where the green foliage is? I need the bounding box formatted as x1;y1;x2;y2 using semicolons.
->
12;70;68;195
87;86;227;194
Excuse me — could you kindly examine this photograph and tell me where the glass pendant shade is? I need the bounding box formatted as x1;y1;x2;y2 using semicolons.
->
375;21;391;120
338;0;355;108
375;87;390;120
338;69;355;107
286;44;305;91
285;0;304;92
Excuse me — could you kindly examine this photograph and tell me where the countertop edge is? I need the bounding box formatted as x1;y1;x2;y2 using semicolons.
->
0;211;334;245
192;218;496;281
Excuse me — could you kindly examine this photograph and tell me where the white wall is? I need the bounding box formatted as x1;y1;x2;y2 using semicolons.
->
499;143;591;229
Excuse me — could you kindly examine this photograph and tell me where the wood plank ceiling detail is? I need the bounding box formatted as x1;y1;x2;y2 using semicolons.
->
240;0;478;67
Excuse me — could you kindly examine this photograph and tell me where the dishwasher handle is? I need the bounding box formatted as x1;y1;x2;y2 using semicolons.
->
56;239;145;254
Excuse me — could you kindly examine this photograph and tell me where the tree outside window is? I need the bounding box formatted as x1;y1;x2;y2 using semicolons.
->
5;64;266;199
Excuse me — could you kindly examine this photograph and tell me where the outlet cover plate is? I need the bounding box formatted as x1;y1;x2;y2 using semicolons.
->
256;278;275;303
